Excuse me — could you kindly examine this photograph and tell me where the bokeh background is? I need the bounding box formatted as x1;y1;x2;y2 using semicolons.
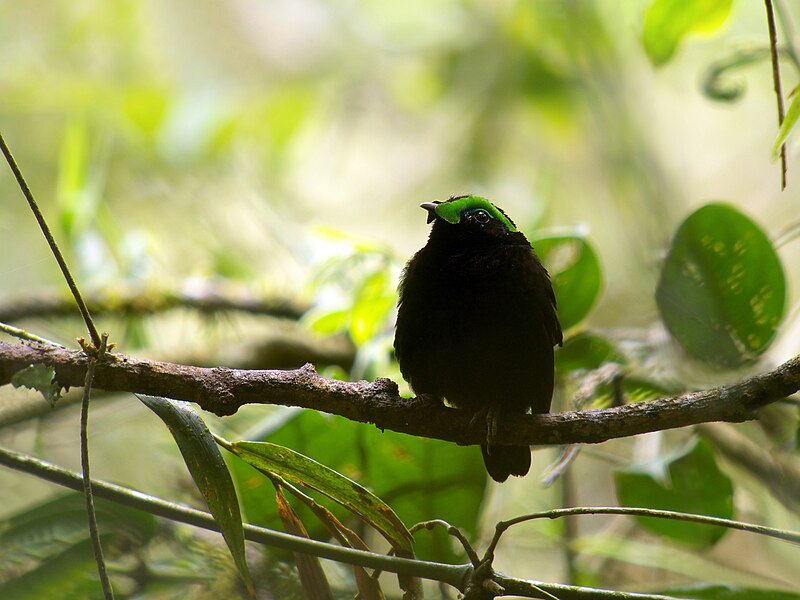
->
1;1;799;598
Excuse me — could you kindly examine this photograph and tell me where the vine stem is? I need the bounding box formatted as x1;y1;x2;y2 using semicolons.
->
483;506;800;561
0;321;63;347
0;130;101;347
81;333;113;599
765;0;788;190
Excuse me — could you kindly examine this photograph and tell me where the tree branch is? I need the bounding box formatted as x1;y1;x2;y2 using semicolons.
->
2;340;799;446
0;286;306;323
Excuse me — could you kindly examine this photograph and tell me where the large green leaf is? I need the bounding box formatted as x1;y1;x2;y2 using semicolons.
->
656;203;785;368
226;439;412;553
533;233;602;330
615;438;734;548
643;0;733;67
555;331;622;373
137;395;253;594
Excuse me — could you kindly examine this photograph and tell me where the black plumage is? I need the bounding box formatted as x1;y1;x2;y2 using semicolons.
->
394;195;562;482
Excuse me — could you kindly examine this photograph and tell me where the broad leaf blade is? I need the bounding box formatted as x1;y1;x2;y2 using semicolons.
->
229;440;413;553
137;395;253;594
656;203;785;368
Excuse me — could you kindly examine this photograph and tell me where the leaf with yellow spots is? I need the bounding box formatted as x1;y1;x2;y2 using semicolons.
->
656;203;786;368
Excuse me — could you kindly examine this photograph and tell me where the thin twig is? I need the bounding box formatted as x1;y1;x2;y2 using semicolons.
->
560;469;578;586
483;506;800;561
0;130;101;347
0;321;63;347
410;519;481;567
765;0;788;190
80;333;113;599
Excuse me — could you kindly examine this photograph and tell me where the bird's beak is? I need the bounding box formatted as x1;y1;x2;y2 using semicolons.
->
420;202;440;224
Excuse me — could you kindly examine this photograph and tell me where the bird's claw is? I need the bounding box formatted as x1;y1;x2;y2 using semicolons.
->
486;406;499;448
470;407;499;452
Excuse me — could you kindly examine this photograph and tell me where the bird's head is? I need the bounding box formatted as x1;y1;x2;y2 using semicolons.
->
421;195;519;242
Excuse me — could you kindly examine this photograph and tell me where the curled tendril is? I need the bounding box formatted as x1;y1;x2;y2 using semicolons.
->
702;45;793;102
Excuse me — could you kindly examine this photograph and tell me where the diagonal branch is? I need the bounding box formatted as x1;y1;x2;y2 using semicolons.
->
1;340;799;447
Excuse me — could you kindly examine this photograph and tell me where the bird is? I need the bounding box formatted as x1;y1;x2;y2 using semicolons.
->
394;195;562;482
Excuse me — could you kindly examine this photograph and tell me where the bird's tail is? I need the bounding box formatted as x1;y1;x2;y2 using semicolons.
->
481;444;531;483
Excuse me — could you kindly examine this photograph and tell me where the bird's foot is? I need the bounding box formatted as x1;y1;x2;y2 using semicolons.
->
486;406;499;448
469;407;499;452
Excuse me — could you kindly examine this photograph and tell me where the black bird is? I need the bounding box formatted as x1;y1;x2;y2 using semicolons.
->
394;195;562;482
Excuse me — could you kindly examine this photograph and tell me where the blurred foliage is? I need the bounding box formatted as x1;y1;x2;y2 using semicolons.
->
616;438;734;548
0;493;157;599
643;0;733;67
2;0;800;598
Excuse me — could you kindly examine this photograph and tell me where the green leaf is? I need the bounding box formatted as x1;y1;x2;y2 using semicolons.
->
121;86;169;136
305;309;350;336
656;203;786;368
615;438;734;548
533;234;602;330
229;411;486;563
10;364;62;406
349;269;395;346
227;439;413;553
555;332;622;373
137;395;253;594
643;0;733;67
661;584;800;599
772;89;800;158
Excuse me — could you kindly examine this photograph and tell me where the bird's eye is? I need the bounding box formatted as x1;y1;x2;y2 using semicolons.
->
469;209;491;224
